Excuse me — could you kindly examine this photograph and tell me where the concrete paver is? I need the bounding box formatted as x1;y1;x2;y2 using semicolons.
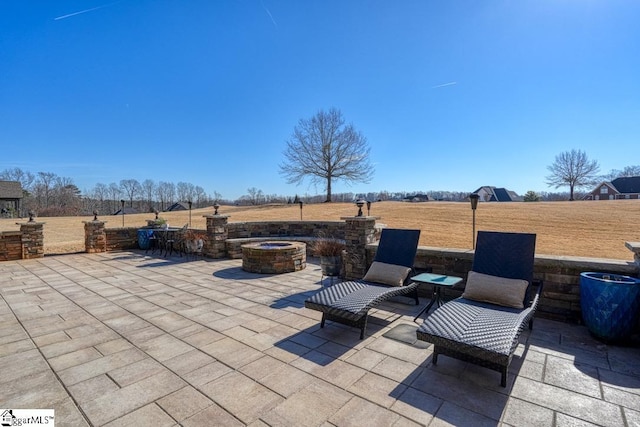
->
0;251;639;426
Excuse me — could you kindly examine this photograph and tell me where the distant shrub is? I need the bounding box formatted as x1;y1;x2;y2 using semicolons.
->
523;191;541;202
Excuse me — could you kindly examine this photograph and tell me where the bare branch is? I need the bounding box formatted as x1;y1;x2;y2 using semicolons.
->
279;108;375;202
546;149;600;201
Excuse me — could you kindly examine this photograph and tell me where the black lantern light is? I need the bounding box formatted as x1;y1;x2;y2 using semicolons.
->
356;199;365;217
28;210;35;222
213;201;220;215
93;210;98;221
469;193;480;249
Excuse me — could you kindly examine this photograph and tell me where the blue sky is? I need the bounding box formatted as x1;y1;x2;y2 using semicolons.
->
2;1;639;200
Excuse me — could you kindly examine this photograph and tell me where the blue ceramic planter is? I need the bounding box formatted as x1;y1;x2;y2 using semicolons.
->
580;272;640;341
137;229;153;250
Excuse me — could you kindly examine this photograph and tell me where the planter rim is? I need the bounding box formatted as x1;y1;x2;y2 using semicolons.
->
580;271;640;285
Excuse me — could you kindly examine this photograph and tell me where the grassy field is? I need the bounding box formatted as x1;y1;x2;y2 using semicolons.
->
1;200;639;260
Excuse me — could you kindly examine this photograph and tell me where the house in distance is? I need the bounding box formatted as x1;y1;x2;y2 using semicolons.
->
473;186;522;202
584;176;640;200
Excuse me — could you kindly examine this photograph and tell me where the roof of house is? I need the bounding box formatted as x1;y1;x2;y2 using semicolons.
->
0;181;23;199
166;202;190;211
113;207;139;215
473;186;521;202
611;176;640;194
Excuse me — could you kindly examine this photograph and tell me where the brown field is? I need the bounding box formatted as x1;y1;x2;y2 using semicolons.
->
2;200;639;260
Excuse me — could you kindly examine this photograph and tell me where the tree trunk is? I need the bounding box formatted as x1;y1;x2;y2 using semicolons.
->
326;177;332;202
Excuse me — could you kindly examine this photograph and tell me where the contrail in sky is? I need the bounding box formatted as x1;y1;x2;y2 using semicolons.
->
431;82;458;89
54;1;120;20
261;1;278;28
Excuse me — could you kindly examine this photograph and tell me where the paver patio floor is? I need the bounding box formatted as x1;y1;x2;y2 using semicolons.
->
1;251;639;426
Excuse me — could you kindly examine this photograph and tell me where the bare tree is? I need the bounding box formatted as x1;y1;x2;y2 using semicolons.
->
155;181;175;211
176;182;195;203
546;149;600;201
194;186;206;207
602;165;640;181
0;167;35;192
141;179;156;212
34;172;57;208
280;108;374;202
119;179;141;208
246;187;264;205
108;182;121;213
93;183;108;214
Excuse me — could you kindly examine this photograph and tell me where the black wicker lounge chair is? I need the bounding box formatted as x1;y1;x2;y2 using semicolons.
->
305;228;421;339
416;231;541;387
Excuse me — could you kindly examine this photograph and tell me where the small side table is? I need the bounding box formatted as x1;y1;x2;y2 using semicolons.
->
412;273;462;321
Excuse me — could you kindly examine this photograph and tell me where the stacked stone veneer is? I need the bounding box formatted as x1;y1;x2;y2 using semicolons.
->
0;231;23;261
104;228;139;251
20;221;45;259
241;241;306;274
83;220;107;253
227;221;345;239
205;215;228;258
0;221;45;260
343;216;379;280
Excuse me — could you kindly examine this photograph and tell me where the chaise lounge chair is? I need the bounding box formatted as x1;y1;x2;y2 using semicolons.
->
305;228;421;339
416;231;541;387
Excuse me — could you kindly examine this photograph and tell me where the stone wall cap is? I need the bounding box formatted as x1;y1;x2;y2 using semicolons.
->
625;241;640;252
204;214;229;219
83;220;107;224
17;221;45;225
340;216;380;220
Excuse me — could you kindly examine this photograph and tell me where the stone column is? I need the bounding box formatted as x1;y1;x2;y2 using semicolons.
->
204;215;229;258
342;216;379;280
84;220;107;253
19;221;45;259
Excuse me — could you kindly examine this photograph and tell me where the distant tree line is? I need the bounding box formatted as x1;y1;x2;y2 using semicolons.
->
3;157;639;217
0;167;224;217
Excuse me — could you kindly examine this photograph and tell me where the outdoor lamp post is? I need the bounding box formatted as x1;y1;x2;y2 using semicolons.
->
356;199;365;217
469;193;480;249
366;201;371;216
93;210;98;221
154;209;159;220
299;201;303;220
120;200;125;227
188;200;192;227
213;201;220;215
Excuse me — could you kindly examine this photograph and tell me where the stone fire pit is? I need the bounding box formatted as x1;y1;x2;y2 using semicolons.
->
241;241;306;274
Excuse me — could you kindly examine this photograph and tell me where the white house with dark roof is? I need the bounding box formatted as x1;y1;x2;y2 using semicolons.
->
584;176;640;200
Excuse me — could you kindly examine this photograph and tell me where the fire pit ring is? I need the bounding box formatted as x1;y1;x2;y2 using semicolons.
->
241;241;306;274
